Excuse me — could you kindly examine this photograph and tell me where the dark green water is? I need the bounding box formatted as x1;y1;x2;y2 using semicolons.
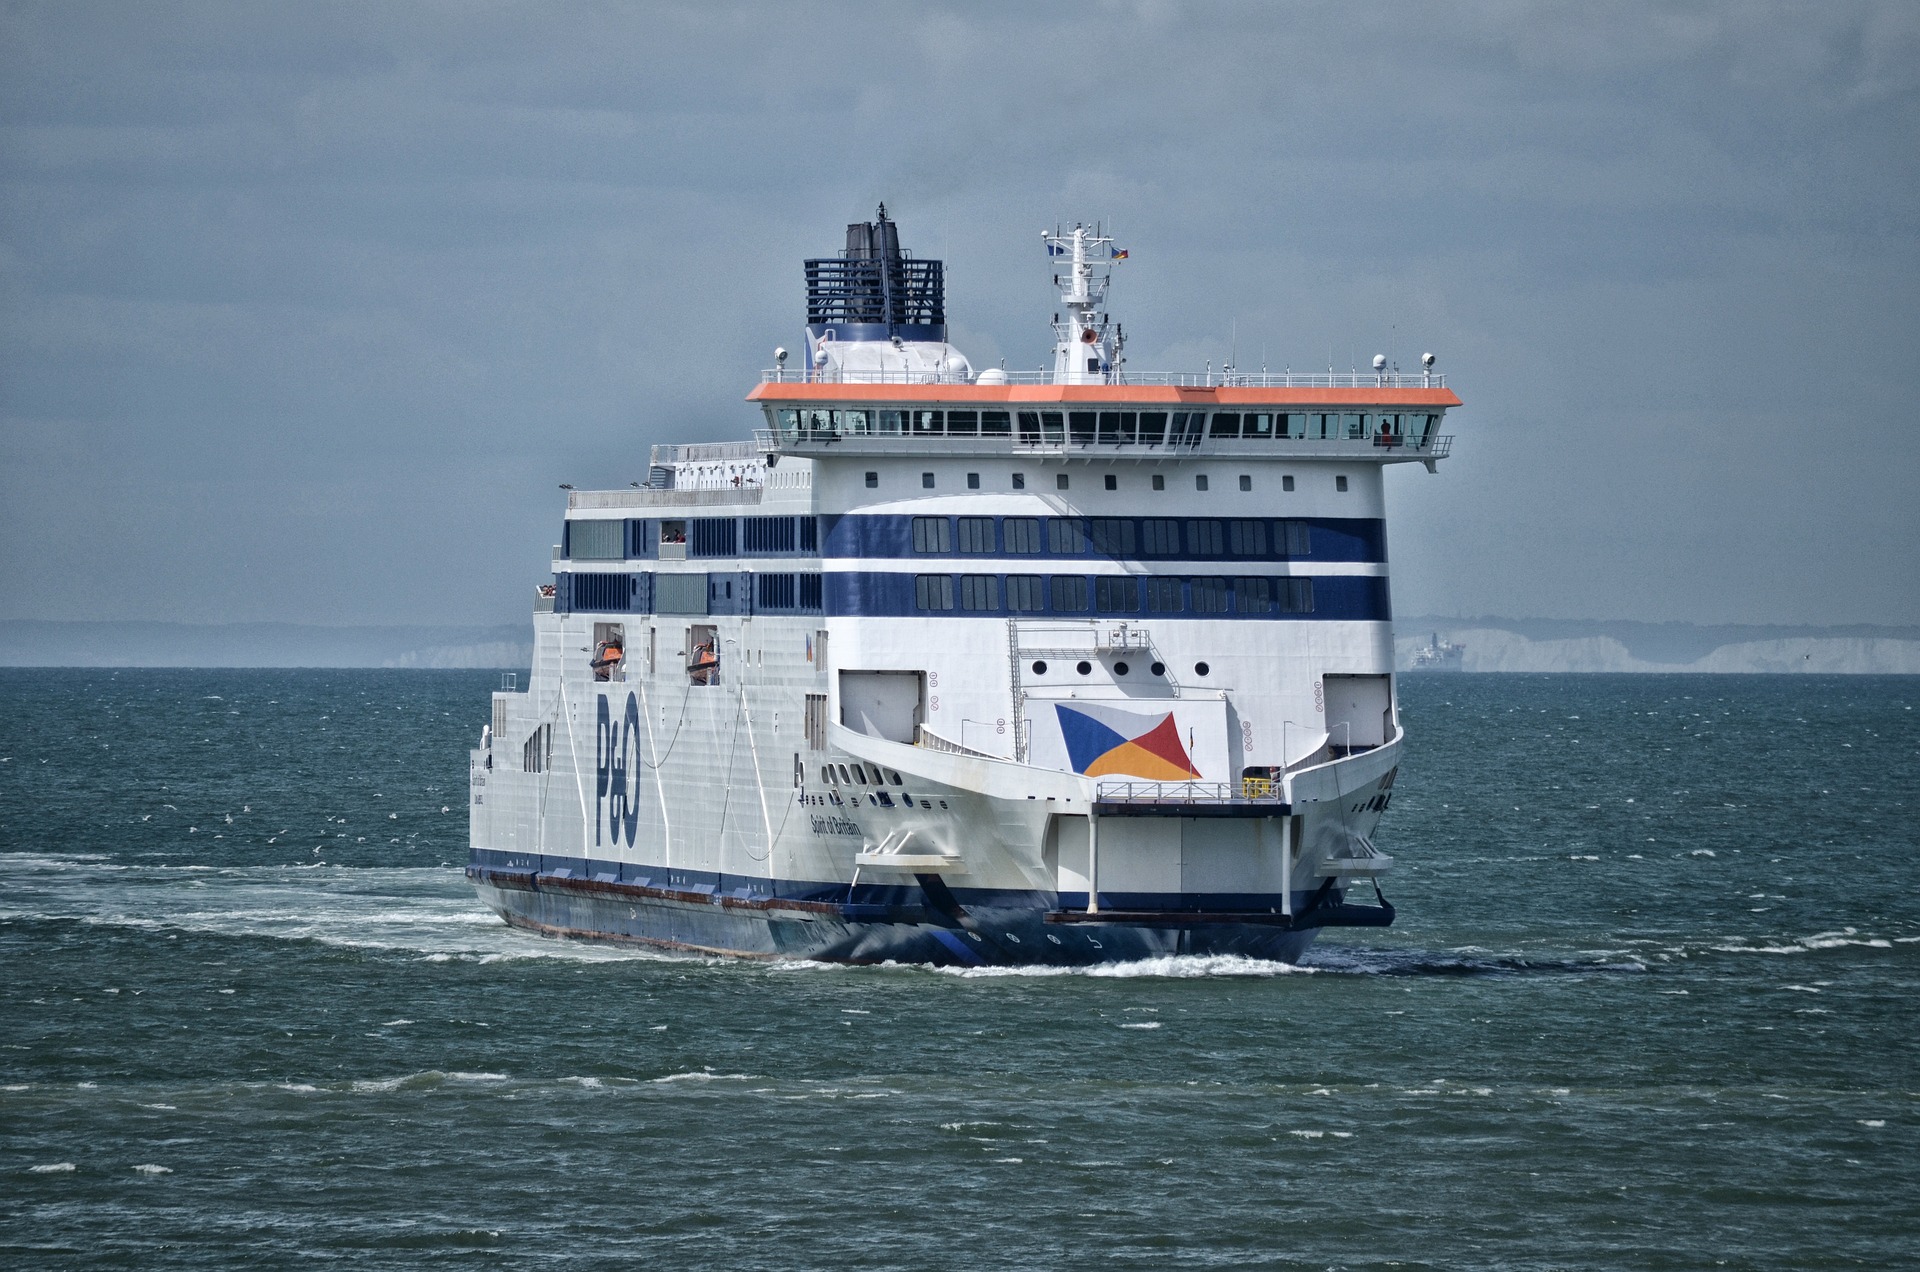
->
2;669;1915;1270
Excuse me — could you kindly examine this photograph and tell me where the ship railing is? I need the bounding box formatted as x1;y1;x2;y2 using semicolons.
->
762;368;1446;389
568;487;764;509
649;440;766;464
1093;780;1288;806
1012;622;1155;655
752;427;1452;460
914;724;1001;760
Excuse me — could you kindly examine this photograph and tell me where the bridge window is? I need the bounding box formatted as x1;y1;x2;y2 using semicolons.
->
1210;413;1241;438
911;517;952;553
878;410;906;435
1243;413;1274;439
982;410;1012;436
912;410;944;436
1051;576;1089;612
1138;412;1168;444
947;410;978;437
1069;412;1096;444
1006;575;1045;611
914;575;955;611
1004;518;1042;554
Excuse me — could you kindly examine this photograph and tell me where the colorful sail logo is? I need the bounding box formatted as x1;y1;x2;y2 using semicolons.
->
1053;703;1201;781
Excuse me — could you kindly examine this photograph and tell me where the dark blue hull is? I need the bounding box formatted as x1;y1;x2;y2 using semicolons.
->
468;862;1392;967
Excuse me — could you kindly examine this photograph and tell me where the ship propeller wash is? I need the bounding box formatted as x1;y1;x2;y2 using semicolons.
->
467;207;1463;965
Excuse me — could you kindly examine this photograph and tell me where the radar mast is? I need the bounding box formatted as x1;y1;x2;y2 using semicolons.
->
1043;223;1125;385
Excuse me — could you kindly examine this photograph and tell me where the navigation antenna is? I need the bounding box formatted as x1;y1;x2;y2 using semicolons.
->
1042;222;1126;385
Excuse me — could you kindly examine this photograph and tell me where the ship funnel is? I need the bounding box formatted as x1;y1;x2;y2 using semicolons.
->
805;205;947;345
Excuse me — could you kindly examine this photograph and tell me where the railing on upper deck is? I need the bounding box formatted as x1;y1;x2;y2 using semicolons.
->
1093;779;1290;807
761;368;1447;389
751;425;1452;462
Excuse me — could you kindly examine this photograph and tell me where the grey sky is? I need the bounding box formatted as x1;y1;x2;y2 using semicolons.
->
3;1;1916;627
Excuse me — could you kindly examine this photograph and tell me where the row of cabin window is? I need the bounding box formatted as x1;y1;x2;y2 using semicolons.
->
779;408;1438;444
914;574;1314;615
566;516;820;561
911;515;1313;558
563;571;822;615
891;471;1333;493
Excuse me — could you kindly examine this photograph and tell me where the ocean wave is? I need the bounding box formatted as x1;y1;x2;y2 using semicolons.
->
1299;947;1650;977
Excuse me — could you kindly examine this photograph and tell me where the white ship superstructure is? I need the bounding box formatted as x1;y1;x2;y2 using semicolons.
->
468;208;1462;965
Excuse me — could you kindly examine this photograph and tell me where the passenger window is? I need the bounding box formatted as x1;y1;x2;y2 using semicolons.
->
1095;577;1139;612
1186;520;1225;556
1050;576;1089;612
911;517;953;553
915;575;955;611
1046;518;1086;554
956;517;995;553
1004;518;1042;554
960;576;999;611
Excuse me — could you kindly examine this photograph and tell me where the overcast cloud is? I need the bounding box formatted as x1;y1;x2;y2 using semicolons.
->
2;0;1916;627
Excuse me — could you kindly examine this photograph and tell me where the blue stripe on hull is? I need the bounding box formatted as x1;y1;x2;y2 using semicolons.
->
471;881;1323;967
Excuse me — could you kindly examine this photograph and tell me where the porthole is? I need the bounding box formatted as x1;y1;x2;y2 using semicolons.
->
1194;661;1211;677
1150;661;1166;676
938;800;949;809
1076;660;1092;676
869;794;879;806
1113;661;1130;676
1032;660;1048;675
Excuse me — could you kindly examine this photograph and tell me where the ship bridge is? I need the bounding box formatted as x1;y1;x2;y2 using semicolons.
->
748;376;1458;467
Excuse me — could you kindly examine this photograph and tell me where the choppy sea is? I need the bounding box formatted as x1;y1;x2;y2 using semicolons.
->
1;669;1915;1269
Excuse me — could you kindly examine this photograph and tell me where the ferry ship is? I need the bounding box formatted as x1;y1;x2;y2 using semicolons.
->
467;208;1461;965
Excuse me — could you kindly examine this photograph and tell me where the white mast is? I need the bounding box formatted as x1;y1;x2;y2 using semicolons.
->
1042;223;1125;385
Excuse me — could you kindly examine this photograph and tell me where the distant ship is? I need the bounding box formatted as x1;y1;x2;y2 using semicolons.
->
1410;631;1467;671
466;207;1462;965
